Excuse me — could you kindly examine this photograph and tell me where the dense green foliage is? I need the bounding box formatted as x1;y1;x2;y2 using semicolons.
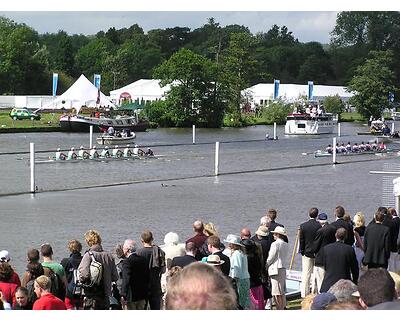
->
260;101;293;125
0;12;399;126
323;95;345;116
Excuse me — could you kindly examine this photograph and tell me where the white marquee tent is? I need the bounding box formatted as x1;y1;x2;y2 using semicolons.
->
242;83;354;110
42;74;115;113
110;79;170;105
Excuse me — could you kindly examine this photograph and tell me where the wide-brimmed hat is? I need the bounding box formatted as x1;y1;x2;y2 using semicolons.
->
206;254;225;266
255;226;269;237
271;226;287;236
223;234;244;246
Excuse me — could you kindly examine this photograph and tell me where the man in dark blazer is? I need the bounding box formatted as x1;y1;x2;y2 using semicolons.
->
331;206;355;246
320;228;358;293
363;210;391;269
299;207;321;298
120;239;149;310
207;236;231;276
267;208;288;243
170;242;197;268
312;212;336;293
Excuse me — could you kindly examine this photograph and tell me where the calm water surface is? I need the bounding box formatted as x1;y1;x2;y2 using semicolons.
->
0;122;398;276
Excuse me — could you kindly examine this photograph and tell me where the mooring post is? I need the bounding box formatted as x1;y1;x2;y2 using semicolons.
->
273;122;277;140
30;142;35;193
192;125;196;144
89;125;93;149
392;122;395;134
338;122;341;137
215;142;220;176
332;137;337;164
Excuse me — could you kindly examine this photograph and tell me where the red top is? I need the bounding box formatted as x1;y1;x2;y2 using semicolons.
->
10;271;21;287
0;281;18;306
33;293;67;310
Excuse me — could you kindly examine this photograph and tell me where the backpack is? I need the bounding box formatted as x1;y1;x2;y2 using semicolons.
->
26;279;38;304
67;268;82;296
82;251;103;288
43;267;66;300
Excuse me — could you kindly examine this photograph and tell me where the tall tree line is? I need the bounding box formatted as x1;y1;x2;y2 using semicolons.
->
0;12;399;100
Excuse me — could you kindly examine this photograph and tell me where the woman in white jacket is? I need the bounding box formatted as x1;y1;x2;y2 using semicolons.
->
267;226;289;310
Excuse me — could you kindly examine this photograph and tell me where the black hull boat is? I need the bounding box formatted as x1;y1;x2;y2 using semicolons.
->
59;115;149;133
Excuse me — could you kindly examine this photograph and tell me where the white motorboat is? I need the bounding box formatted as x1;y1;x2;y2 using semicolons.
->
96;132;136;145
284;112;337;135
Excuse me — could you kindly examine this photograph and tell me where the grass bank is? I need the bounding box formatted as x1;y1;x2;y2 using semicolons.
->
0;110;61;133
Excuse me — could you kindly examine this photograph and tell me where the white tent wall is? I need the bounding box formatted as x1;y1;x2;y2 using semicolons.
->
242;83;354;110
0;96;55;110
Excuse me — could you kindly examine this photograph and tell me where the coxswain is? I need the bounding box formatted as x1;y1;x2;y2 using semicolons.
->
55;148;66;160
379;142;387;151
123;144;132;157
326;144;333;154
346;142;352;152
351;143;360;153
67;147;77;160
382;125;391;136
89;145;99;159
101;146;110;158
78;145;90;159
112;145;123;158
145;148;154;156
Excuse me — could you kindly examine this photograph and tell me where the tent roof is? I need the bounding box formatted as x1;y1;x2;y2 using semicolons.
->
42;74;115;112
110;79;170;100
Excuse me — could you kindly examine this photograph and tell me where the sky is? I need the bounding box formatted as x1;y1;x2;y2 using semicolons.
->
1;11;339;43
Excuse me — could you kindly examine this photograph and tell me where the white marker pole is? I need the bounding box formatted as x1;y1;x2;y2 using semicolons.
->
89;125;93;149
30;143;35;193
192;125;196;144
392;122;395;134
215;142;220;176
338;123;341;137
273;122;277;140
332;137;337;164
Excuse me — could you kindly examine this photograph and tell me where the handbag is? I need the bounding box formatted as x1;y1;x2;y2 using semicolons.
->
269;264;279;276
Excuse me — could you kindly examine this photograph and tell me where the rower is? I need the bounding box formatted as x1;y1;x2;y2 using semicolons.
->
78;145;90;159
123;144;132;158
101;146;110;158
359;141;365;152
346;142;352;153
133;144;139;156
89;145;99;159
107;126;115;136
326;144;333;154
55;148;66;160
371;141;378;150
112;145;123;158
364;142;372;151
379;142;387;151
351;143;360;153
338;143;347;153
67;147;77;160
145;148;154;156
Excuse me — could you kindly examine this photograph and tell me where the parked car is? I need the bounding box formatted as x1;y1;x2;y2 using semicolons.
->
9;108;41;120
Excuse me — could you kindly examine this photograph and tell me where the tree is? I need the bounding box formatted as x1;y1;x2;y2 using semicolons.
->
347;50;396;119
260;100;292;125
323;95;345;118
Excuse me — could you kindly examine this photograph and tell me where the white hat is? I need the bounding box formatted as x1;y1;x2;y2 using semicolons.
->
0;250;10;262
57;148;60;151
271;226;287;236
71;147;75;150
164;232;179;245
92;145;96;149
223;234;244;246
206;254;225;266
80;145;84;149
115;145;119;148
255;226;269;237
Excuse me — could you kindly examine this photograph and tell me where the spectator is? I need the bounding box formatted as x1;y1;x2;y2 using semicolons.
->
170;242;197;269
32;275;66;310
186;220;208;260
331;206;355;246
327;279;358;302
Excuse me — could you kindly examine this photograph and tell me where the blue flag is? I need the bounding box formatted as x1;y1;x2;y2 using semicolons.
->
94;74;101;89
273;79;280;100
52;73;58;97
308;81;314;100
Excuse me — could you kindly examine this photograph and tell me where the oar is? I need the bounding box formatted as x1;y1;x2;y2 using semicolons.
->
302;151;316;155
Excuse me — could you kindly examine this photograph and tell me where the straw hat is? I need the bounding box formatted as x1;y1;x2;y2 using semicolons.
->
255;226;269;237
271;226;287;236
206;254;225;266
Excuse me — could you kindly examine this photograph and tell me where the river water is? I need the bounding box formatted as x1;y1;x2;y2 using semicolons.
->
1;122;399;276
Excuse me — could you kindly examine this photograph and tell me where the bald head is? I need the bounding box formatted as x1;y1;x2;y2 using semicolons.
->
240;228;251;239
193;220;204;233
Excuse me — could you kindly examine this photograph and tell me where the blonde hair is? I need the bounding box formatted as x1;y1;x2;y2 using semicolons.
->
301;294;316;310
166;263;237;310
68;239;82;253
35;275;51;291
204;222;218;237
353;212;365;228
84;229;102;247
389;271;400;296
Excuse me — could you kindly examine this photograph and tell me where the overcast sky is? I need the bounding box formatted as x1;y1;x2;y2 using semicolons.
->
1;12;339;43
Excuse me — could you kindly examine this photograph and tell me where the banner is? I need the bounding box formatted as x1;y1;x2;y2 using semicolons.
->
273;79;280;100
308;81;314;100
93;74;101;89
52;73;58;97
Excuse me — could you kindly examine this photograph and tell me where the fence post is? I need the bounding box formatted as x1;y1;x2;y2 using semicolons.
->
392;122;395;135
30;142;35;193
273;122;277;140
332;137;337;164
215;142;220;176
89;125;93;149
338;122;341;137
192;125;196;144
